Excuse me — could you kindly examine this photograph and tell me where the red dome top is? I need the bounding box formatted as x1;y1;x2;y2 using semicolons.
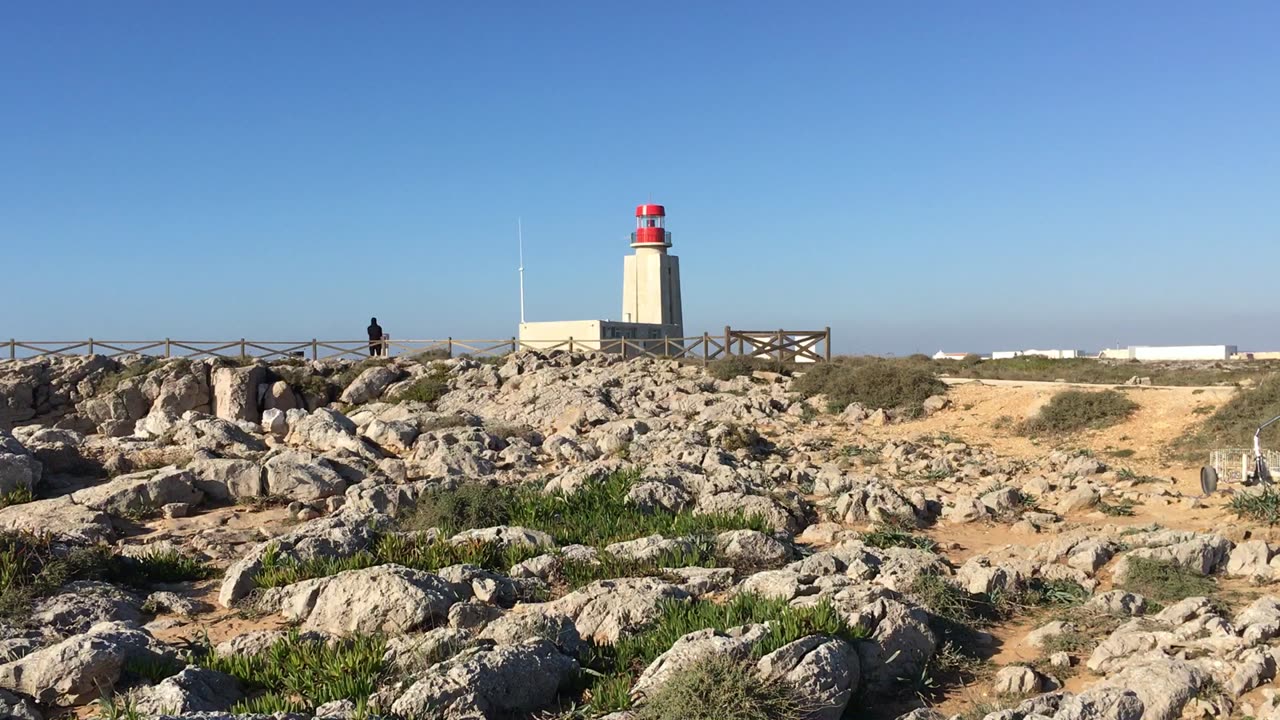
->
635;204;665;217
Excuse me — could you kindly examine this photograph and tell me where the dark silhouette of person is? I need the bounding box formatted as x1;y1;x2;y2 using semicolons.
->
367;317;384;356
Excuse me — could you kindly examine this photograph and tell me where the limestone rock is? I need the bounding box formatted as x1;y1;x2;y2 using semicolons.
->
541;577;690;644
269;564;459;635
212;365;267;423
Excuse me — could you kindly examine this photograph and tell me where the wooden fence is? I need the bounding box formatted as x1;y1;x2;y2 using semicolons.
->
2;327;831;364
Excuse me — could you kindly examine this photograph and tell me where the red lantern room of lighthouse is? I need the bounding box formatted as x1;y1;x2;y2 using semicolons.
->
631;204;672;249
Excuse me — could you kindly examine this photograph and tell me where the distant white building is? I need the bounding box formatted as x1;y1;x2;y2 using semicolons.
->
1099;345;1238;361
991;349;1083;360
932;351;970;361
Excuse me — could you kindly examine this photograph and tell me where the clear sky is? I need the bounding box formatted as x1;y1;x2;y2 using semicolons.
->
3;2;1277;354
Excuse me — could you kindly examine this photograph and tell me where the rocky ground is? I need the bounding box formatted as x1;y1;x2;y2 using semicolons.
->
1;351;1279;720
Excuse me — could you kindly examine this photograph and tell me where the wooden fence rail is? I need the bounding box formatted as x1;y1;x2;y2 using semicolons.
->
3;327;831;364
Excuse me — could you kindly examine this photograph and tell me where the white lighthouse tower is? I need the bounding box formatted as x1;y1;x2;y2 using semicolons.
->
622;204;683;336
517;202;686;350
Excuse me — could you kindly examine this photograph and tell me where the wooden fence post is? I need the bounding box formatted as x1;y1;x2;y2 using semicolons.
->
8;340;14;361
568;337;574;353
724;326;732;358
447;337;453;358
511;337;516;353
311;340;318;361
825;327;832;362
165;338;172;358
777;329;785;363
621;338;628;360
239;339;246;360
703;333;710;367
88;338;94;355
663;337;670;358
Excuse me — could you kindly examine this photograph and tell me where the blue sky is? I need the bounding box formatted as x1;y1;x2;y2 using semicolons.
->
3;2;1277;354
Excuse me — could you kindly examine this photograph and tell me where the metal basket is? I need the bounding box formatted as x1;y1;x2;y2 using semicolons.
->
1209;448;1280;483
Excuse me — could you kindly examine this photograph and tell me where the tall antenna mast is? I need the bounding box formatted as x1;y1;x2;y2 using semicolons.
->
517;217;526;324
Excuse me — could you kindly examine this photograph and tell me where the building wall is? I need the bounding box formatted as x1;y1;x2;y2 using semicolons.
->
518;320;603;350
1131;345;1238;361
518;320;681;352
622;249;683;335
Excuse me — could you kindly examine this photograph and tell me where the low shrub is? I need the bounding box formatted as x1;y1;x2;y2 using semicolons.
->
633;654;811;720
200;630;386;715
419;414;472;433
0;533;111;621
0;487;34;510
585;594;867;713
793;360;945;413
910;573;993;626
253;535;542;589
859;527;937;551
400;470;768;547
707;357;784;382
719;423;775;457
1118;556;1215;602
1230;486;1280;525
391;365;451;405
108;548;218;586
96;359;160;396
1175;375;1280;458
1018;390;1138;436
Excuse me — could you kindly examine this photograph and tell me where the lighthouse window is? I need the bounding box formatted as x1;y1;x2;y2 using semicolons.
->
646;219;656;227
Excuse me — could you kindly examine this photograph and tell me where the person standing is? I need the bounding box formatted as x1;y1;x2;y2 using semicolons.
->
366;317;384;356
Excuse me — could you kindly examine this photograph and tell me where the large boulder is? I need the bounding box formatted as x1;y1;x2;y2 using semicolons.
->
632;624;769;701
0;622;162;705
0;430;41;496
218;511;389;606
211;364;267;423
69;466;203;516
540;577;690;644
262;450;348;501
267;564;459;635
388;639;577;719
0;496;114;544
30;581;142;634
186;457;264;501
757;636;860;720
340;365;402;405
129;667;242;714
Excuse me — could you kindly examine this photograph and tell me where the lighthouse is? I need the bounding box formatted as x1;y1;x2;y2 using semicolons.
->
622;204;684;336
517;202;687;350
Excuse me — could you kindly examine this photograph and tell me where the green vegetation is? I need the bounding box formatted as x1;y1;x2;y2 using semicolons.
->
632;655;811;720
391;364;451;405
792;357;946;414
401;470;768;547
0;532;110;621
258;471;771;589
1017;389;1139;436
1229;487;1280;525
942;356;1279;386
859;526;937;551
96;359;161;396
254;534;543;589
1097;498;1137;517
110;547;218;585
0;487;34;510
585;594;867;713
272;365;332;402
718;423;775;457
1118;556;1215;603
201;630;386;716
1175;375;1280;458
0;533;216;622
707;357;787;382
